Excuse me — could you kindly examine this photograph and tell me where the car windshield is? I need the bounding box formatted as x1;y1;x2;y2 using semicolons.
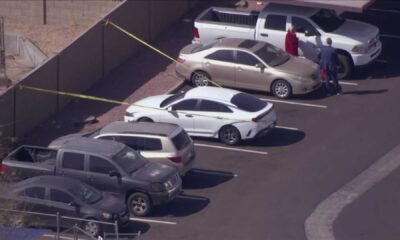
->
160;93;185;108
311;9;345;32
70;184;102;204
231;93;266;112
112;147;147;174
255;43;289;67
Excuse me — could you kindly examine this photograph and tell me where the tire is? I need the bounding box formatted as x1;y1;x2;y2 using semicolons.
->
128;192;151;217
191;71;211;87
272;79;292;99
138;117;153;122
82;219;102;237
219;126;241;145
337;53;353;80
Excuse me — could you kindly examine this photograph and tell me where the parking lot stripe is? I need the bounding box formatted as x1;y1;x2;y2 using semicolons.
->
130;217;177;225
368;8;400;14
380;34;400;39
276;125;299;131
191;168;238;177
42;234;74;240
194;143;268;155
176;195;210;201
339;81;358;86
260;98;327;109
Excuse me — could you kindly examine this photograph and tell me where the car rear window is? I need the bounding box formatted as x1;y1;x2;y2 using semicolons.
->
231;93;266;112
191;41;217;53
171;130;191;151
160;93;185;108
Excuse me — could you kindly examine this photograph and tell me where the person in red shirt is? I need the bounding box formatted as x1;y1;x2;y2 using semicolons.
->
285;25;299;56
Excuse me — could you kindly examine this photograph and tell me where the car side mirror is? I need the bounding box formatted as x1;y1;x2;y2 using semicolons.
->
255;63;265;69
304;30;313;37
68;201;80;213
167;106;175;112
109;171;122;184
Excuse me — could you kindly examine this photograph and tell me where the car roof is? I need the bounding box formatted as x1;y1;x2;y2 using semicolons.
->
100;121;180;137
60;137;125;157
185;86;240;102
14;176;82;190
214;38;265;52
264;3;319;17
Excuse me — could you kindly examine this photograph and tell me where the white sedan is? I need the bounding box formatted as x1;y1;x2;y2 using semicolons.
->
124;87;277;145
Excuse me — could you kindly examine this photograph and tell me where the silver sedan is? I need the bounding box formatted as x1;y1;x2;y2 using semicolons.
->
176;38;321;99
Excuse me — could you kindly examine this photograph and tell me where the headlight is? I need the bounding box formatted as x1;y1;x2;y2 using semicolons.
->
352;44;368;54
102;212;112;219
151;183;165;192
125;111;135;117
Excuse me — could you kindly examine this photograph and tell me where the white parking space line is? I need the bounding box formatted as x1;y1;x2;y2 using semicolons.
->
130;217;177;225
276;125;299;131
339;81;358;86
194;143;268;155
191;168;238;177
260;98;328;109
380;34;400;39
368;8;400;14
176;195;209;201
42;234;74;240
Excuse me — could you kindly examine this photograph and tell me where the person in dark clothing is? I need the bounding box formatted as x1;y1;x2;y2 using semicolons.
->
285;25;299;56
318;38;342;95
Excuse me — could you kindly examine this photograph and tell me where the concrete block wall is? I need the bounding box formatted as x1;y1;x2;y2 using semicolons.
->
1;0;198;139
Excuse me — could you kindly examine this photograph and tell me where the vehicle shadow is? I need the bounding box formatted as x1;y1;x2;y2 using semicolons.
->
182;168;235;189
243;127;306;147
149;194;209;218
120;221;150;236
343;89;388;95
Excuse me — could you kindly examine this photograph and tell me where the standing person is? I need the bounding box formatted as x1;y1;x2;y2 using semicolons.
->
285;25;299;56
318;38;342;95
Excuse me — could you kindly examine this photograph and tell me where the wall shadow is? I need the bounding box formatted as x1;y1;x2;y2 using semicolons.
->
182;168;235;189
148;194;209;218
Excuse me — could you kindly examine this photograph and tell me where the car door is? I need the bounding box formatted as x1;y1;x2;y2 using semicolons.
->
235;50;272;91
59;151;87;183
87;155;121;193
18;187;54;227
258;14;288;50
291;16;322;61
193;99;233;137
49;188;78;228
161;99;198;133
203;49;236;87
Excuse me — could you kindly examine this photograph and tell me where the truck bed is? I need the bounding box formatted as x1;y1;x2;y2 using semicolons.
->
197;7;259;27
8;146;57;166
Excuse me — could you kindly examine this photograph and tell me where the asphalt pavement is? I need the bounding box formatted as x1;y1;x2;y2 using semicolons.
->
15;0;400;240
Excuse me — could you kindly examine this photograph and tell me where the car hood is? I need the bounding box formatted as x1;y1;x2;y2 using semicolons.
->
92;193;126;214
129;95;171;110
131;162;177;183
48;133;88;149
274;56;318;77
332;19;378;44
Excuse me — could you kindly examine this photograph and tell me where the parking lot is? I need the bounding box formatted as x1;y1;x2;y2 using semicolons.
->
15;0;400;240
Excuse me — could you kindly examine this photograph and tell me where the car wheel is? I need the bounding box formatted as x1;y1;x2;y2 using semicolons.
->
128;192;151;217
337;53;353;80
138;117;153;122
83;219;101;237
272;79;292;99
219;126;241;145
191;71;211;87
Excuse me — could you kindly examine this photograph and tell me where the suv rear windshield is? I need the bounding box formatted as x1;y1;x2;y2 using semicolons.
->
172;130;191;151
231;93;266;112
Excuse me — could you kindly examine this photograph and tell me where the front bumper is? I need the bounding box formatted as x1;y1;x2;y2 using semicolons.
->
352;40;382;66
150;182;182;206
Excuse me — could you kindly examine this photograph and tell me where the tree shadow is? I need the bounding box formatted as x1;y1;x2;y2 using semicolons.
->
148;194;209;218
243;128;306;147
182;168;235;189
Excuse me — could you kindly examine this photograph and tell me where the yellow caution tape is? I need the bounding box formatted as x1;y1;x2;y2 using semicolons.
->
103;19;223;88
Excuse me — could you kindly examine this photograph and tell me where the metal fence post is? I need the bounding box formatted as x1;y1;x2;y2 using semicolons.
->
56;212;60;240
114;220;119;240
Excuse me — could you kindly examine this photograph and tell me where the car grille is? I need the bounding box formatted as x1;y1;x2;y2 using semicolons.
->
165;173;181;191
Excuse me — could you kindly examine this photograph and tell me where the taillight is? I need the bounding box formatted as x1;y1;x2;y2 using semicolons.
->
168;156;182;163
1;164;7;175
194;27;199;39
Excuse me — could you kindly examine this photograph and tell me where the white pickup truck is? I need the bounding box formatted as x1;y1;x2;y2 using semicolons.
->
193;3;382;79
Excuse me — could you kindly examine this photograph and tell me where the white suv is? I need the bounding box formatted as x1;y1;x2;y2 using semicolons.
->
49;121;196;176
